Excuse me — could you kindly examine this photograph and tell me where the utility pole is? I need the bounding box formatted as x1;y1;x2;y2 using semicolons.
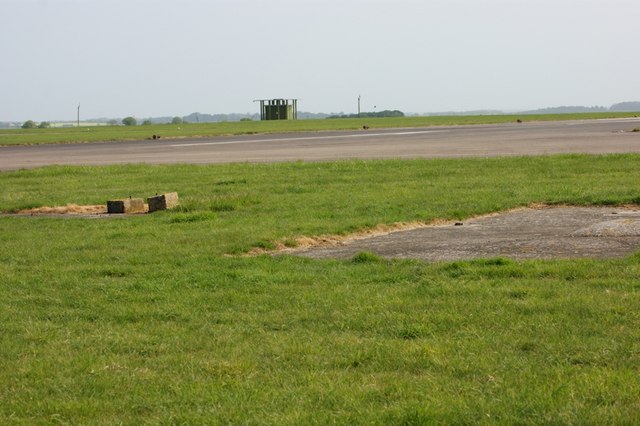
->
358;95;361;118
77;103;80;127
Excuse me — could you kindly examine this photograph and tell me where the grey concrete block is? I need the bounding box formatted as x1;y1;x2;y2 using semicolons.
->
148;192;179;212
107;198;146;214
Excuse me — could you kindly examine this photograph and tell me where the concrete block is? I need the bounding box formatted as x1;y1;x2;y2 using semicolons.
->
147;192;179;213
107;198;146;214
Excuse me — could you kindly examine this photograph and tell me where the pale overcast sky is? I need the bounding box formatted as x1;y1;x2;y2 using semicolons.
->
1;0;638;121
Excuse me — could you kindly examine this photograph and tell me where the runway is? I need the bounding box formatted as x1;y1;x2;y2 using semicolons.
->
1;118;639;171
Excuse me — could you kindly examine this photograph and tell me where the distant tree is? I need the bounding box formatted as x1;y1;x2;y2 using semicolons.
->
107;119;118;126
21;120;37;129
171;116;183;125
38;121;51;128
142;119;153;126
122;116;137;126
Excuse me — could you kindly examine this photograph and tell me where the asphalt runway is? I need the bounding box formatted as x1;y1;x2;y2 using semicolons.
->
1;118;639;171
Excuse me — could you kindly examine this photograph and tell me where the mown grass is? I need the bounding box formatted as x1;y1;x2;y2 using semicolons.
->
1;112;638;145
1;155;640;423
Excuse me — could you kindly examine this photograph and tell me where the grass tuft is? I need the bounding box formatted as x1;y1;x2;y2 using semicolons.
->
351;251;383;263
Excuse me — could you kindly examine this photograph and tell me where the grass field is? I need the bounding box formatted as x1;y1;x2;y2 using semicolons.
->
1;112;639;146
2;155;640;423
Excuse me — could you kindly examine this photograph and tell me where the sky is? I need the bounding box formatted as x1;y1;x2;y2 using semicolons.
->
1;0;639;122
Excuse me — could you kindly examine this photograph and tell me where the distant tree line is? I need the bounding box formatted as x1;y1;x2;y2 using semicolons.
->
102;111;332;125
328;110;405;119
21;120;51;129
610;102;640;112
520;102;640;115
118;116;185;126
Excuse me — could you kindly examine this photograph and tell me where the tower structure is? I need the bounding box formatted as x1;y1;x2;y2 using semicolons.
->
254;99;298;120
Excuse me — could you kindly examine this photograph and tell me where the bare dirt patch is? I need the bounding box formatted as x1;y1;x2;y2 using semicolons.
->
18;204;107;215
3;203;147;218
288;205;640;261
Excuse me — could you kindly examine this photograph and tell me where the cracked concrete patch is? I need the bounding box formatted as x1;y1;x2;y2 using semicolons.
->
291;206;640;261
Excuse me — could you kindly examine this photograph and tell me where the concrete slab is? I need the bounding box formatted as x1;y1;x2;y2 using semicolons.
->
292;206;640;261
147;192;179;212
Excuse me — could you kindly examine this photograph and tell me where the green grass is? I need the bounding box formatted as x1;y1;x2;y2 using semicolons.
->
1;112;638;145
2;155;640;423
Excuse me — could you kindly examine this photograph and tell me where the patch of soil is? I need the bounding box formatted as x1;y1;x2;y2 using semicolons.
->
288;205;640;261
3;203;148;218
18;204;107;215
